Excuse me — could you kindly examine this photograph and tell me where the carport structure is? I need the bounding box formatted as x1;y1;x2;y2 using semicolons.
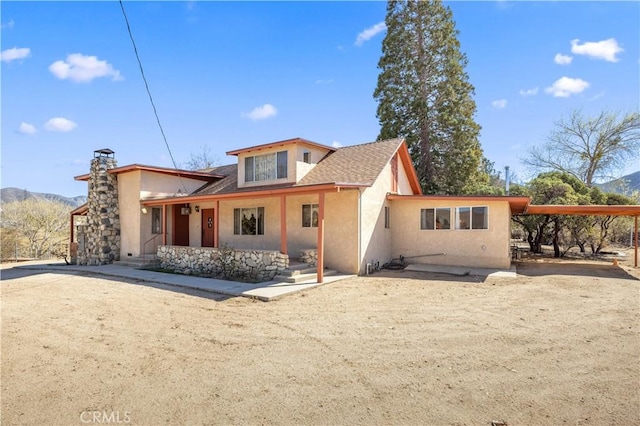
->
523;204;640;268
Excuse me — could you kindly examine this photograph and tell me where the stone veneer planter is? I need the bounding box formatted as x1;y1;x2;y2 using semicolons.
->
299;249;318;266
157;246;289;282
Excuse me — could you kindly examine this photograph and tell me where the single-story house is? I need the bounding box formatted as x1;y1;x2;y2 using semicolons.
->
71;137;533;281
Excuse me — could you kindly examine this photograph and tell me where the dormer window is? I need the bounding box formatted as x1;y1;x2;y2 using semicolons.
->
303;150;311;164
245;151;288;182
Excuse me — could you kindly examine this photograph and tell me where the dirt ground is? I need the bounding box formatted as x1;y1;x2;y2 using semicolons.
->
1;258;639;425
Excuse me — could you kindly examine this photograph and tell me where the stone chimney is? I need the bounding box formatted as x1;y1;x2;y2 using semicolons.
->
77;149;120;265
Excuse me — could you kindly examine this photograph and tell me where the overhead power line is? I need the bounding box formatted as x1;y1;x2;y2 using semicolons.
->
118;0;187;194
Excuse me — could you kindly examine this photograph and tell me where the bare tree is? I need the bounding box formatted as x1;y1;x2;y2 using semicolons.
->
524;110;640;186
1;198;71;259
182;146;219;171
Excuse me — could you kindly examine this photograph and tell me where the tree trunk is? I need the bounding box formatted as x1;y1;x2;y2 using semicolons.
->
527;231;535;252
552;217;561;258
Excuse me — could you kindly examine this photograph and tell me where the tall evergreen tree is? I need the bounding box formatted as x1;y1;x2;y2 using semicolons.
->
374;0;486;194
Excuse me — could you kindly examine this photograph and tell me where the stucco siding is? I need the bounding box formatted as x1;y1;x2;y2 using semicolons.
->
397;158;414;195
284;194;324;258
360;163;393;273
118;171;142;258
390;199;512;269
323;190;359;274
140;172;204;199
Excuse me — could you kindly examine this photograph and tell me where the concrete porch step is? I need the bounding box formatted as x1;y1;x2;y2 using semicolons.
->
278;261;317;277
273;268;338;283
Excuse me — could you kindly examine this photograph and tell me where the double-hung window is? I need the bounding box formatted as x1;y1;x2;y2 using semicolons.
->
420;208;450;230
233;207;265;235
244;151;288;182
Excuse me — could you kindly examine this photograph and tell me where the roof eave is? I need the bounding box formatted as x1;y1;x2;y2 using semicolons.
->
386;194;532;214
141;182;357;206
226;137;336;156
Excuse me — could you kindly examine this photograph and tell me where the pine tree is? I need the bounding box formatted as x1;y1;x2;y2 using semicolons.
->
374;0;486;195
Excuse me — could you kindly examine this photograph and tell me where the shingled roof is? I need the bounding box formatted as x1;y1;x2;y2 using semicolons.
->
191;138;407;197
297;138;405;186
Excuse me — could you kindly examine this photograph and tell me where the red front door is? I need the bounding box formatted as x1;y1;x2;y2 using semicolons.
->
201;208;215;247
173;205;190;246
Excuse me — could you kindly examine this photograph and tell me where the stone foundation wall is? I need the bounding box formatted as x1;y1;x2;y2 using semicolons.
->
299;249;318;266
157;246;289;282
77;156;120;265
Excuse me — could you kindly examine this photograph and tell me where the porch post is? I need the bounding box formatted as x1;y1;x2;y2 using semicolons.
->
635;215;638;268
214;200;219;248
70;212;74;246
280;195;287;254
162;204;167;245
317;192;325;283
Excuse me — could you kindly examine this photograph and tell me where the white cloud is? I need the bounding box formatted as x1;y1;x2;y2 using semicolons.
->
241;104;277;121
545;76;590;98
1;47;30;62
45;117;78;132
18;122;37;134
491;99;507;109
519;87;539;96
554;53;573;65
1;19;15;29
570;38;623;62
49;53;123;83
332;141;343;148
315;79;334;85
355;22;386;46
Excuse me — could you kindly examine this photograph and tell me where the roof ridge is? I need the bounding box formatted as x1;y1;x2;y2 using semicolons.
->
336;138;403;150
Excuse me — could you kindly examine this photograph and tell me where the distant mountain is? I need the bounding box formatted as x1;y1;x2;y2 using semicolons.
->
1;187;87;208
596;171;640;197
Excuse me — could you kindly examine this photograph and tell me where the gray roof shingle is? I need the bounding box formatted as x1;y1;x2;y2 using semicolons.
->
192;138;404;196
297;138;403;186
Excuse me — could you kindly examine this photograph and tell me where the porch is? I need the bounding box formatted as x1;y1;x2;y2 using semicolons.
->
141;187;362;282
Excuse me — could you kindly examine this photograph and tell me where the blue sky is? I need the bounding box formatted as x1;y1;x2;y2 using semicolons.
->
2;1;639;197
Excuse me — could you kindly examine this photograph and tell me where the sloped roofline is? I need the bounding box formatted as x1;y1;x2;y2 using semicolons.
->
396;141;422;195
226;137;336;156
74;164;225;182
70;202;88;216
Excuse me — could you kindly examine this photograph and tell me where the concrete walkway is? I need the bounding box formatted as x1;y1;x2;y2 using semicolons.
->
8;261;355;302
404;263;517;278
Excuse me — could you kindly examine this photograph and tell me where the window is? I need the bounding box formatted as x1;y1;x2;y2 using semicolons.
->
303;151;311;164
456;207;470;230
455;206;488;230
244;151;288;182
233;207;265;235
385;206;390;229
472;206;488;229
302;204;319;227
420;208;450;230
151;208;162;234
